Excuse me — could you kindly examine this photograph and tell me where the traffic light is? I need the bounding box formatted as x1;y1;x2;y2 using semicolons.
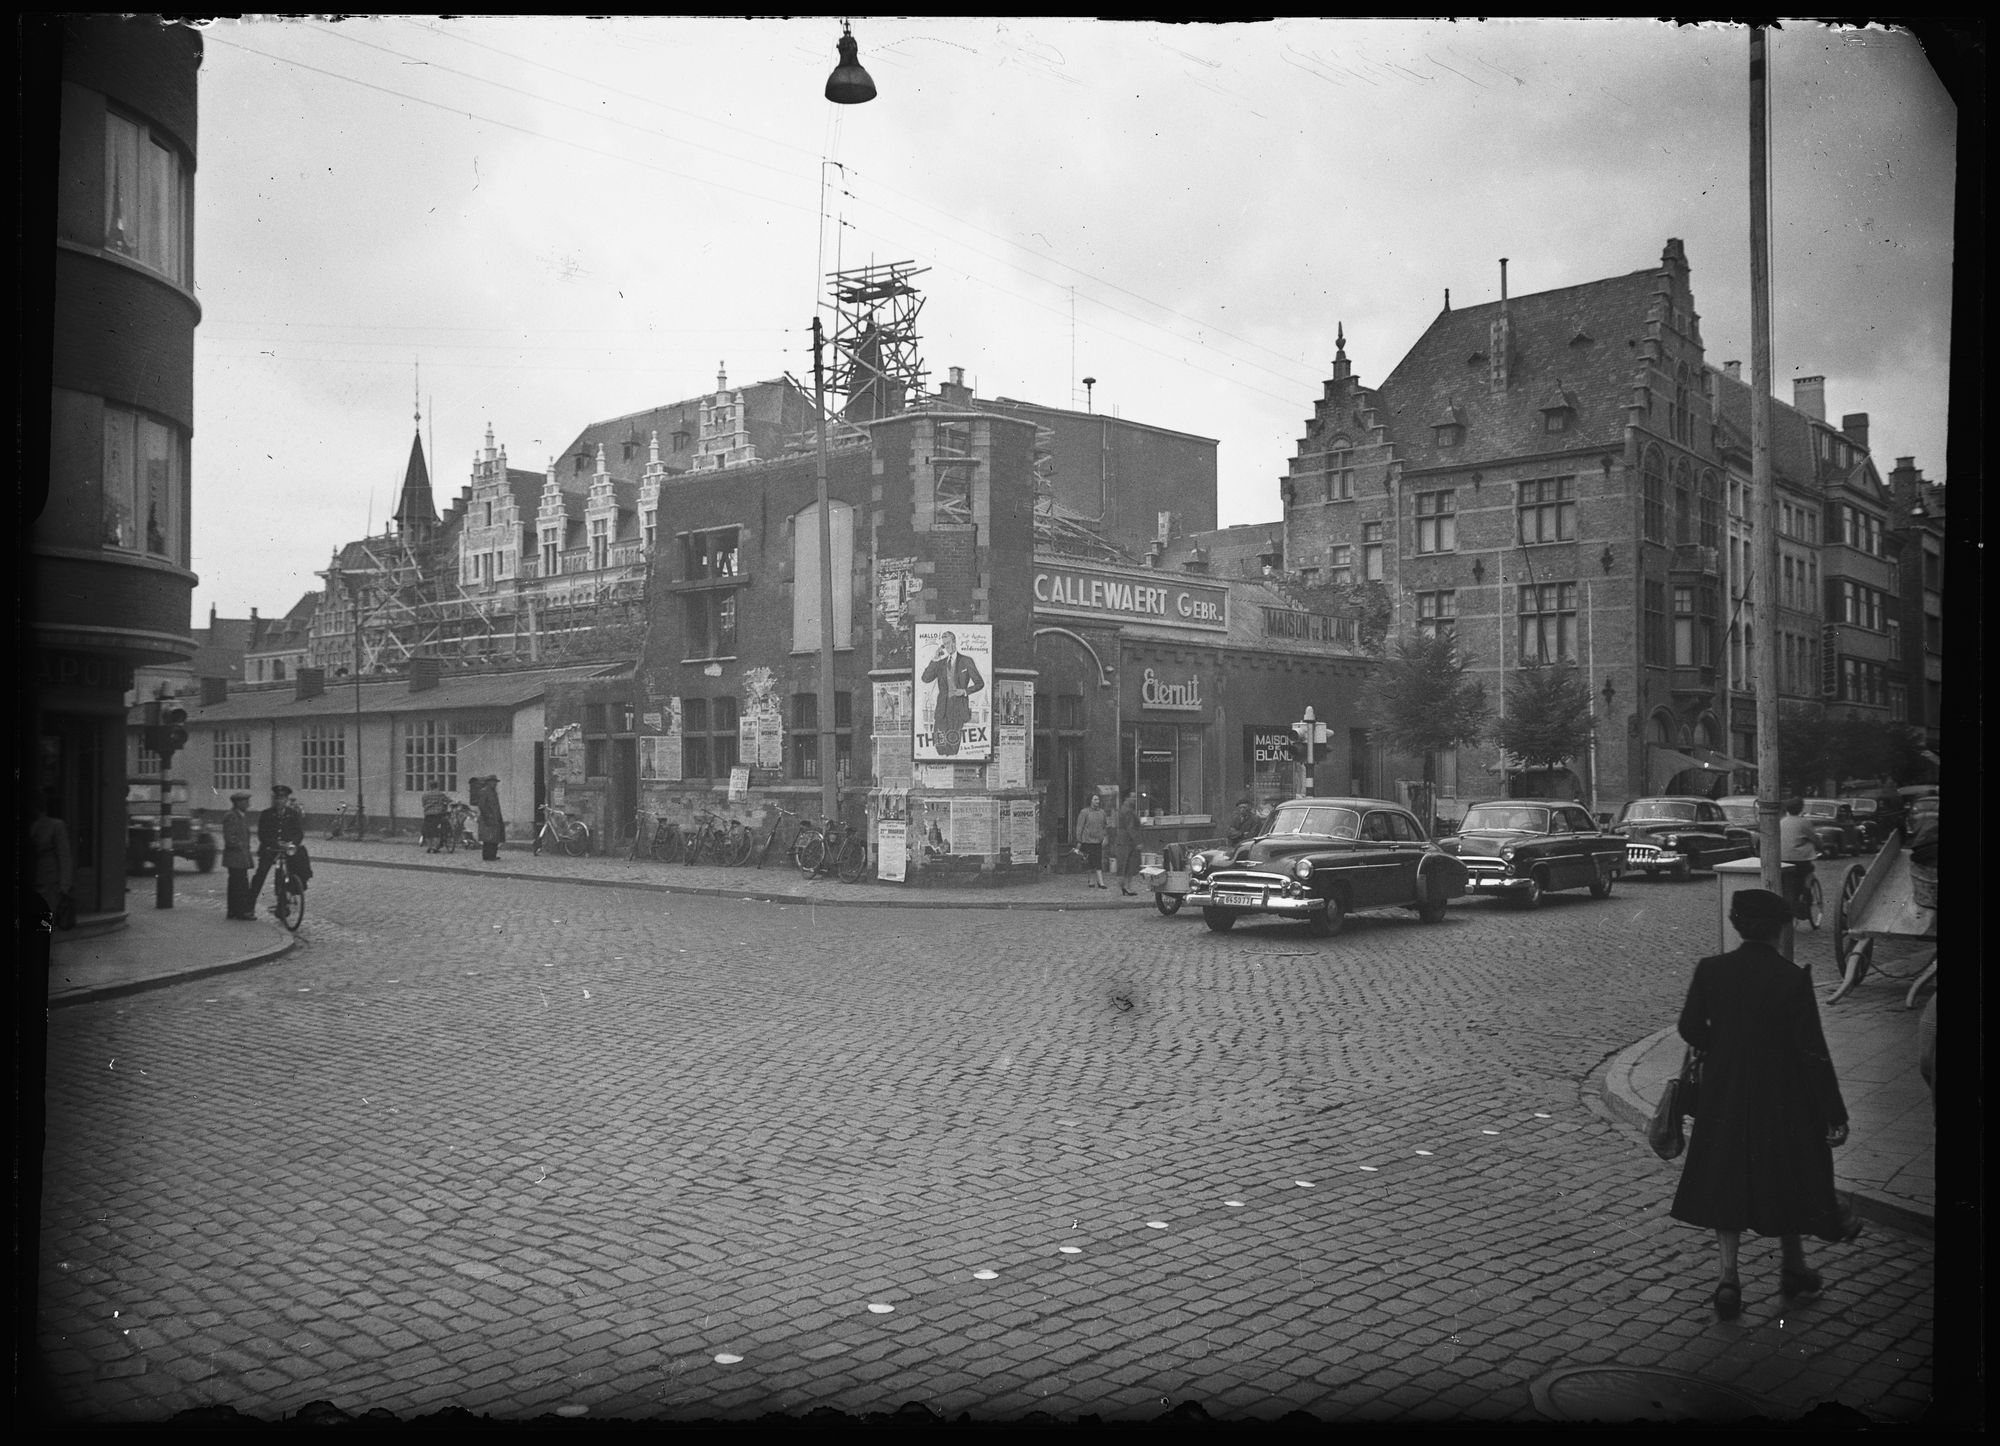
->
145;702;190;763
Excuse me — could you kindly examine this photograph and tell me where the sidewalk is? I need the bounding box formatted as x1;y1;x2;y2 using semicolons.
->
1600;947;1936;1239
47;905;298;1009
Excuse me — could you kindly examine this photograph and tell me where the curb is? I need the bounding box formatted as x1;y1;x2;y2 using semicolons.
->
315;853;1161;913
1599;1027;1933;1241
49;926;300;1010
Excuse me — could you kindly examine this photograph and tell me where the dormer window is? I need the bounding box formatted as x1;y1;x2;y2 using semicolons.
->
1543;411;1570;434
1539;381;1578;436
1436;424;1463;448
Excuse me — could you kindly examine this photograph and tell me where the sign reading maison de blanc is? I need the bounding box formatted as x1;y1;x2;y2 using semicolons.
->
1033;564;1228;631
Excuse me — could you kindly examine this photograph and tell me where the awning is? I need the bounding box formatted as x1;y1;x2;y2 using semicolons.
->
1648;746;1736;792
1688;745;1756;772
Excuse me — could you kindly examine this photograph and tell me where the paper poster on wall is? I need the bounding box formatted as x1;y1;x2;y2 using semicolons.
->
914;623;992;762
872;680;913;736
954;763;987;790
993;678;1031;788
640;698;683;782
876;819;908;882
728;765;750;801
874;557;919;670
950;797;997;856
914;761;957;790
1006;798;1040;860
740;666;785;769
876;736;913;790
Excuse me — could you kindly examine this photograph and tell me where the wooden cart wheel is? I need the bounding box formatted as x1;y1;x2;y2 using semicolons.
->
1832;863;1865;971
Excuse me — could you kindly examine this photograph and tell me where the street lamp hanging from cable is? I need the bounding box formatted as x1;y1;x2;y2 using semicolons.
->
825;22;877;105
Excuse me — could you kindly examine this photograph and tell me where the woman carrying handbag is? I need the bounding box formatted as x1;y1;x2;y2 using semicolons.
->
1668;888;1861;1322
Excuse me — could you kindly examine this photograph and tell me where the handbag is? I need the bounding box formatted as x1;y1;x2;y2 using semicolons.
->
54;890;78;931
1647;1047;1704;1161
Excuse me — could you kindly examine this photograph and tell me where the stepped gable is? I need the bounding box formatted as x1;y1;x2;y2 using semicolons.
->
553;402;702;492
1376;266;1659;470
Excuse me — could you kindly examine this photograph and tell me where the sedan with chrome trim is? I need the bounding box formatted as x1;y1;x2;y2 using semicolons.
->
1438;800;1627;906
1184;798;1468;936
1612;795;1753;880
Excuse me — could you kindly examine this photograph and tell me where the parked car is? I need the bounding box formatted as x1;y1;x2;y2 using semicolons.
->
1438;800;1627;906
1837;795;1898;850
1612;796;1752;881
1715;796;1848;858
1802;798;1867;857
1185;797;1468;936
125;781;218;875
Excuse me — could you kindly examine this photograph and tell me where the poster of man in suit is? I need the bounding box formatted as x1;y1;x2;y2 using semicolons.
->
915;623;991;762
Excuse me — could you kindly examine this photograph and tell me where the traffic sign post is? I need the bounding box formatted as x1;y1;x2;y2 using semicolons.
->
1291;706;1332;797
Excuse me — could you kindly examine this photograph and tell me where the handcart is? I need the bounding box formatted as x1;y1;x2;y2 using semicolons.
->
1139;836;1227;917
1827;827;1937;1007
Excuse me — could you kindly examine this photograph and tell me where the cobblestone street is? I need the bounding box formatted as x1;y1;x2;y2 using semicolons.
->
38;865;1934;1423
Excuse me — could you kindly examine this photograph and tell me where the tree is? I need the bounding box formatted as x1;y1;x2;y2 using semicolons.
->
1494;661;1596;773
1776;704;1834;796
1365;632;1492;805
1828;716;1927;787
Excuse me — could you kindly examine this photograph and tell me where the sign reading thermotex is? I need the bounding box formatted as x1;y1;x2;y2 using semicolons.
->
1033;565;1227;631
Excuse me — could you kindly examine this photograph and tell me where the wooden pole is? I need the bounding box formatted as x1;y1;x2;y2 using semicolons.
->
1750;25;1783;895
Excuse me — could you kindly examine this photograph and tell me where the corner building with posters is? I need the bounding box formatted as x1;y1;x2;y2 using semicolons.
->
546;402;1383;879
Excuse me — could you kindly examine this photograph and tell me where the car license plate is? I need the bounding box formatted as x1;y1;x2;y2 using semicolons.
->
1215;890;1261;907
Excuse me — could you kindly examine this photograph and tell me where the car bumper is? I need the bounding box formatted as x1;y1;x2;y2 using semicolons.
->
1188;874;1325;917
1464;872;1536;894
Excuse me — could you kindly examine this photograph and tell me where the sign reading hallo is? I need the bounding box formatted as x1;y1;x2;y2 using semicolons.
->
1033;564;1228;632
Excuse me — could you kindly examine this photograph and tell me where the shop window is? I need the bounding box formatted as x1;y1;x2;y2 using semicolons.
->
213;730;251;793
1127;723;1204;818
301;724;346;792
104;110;191;287
1517;476;1575;544
791;502;854;651
402;720;458;792
1520;582;1579;664
1414;490;1456;554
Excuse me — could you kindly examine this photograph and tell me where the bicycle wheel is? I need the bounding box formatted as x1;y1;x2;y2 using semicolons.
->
837;835;870;883
562;821;590;857
685;827;713;867
793;828;826;878
724;821;754;866
652;823;683;863
442;819;459;854
282;876;305;931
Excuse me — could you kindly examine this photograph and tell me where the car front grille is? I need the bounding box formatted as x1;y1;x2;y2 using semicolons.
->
1625;842;1665;865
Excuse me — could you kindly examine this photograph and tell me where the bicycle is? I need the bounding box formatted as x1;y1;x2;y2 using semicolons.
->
1782;860;1825;930
758;802;818;871
535;804;592;857
327;801;352;840
685;809;752;867
800;817;868;883
443;800;475;854
628;810;684;864
269;843;307;932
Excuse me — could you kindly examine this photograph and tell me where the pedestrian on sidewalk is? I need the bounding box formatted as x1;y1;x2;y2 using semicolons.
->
1075;794;1110;890
420;788;452;853
472;776;505;861
1669;887;1861;1322
1112;790;1144;896
221;791;255;919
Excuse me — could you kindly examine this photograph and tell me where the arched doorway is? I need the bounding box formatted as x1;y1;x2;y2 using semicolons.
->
1032;629;1108;846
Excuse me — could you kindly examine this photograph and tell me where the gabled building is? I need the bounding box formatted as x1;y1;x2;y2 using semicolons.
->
1885;456;1944;753
242;592;319;685
1278;241;1740;815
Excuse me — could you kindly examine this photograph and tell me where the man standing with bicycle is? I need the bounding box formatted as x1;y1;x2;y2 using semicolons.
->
248;783;310;913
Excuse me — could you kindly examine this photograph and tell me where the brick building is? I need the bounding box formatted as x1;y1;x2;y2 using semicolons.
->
30;16;203;917
1885;457;1945;756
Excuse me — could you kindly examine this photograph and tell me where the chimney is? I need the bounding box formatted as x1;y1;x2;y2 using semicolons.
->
1488;259;1511;396
295;667;326;701
1182;546;1210;574
408;656;441;693
940;366;973;408
1145;541;1165;568
199;676;228;706
1792;375;1826;421
1723;360;1741;379
1841;412;1869;452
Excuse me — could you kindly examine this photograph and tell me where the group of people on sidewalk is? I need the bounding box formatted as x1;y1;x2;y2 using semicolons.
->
1073;789;1145;895
417;779;501;859
219;784;313;920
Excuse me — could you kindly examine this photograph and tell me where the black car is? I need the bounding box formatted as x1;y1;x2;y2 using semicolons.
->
1185;797;1468;936
1803;798;1867;857
1716;796;1848;858
1613;796;1752;881
1440;800;1628;906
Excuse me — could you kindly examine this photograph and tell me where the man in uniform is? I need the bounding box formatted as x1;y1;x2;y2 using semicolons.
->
248;783;310;913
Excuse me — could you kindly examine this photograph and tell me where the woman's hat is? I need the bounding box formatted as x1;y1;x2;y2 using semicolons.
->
1729;888;1792;926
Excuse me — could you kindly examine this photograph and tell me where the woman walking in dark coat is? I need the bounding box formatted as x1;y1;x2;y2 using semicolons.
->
1670;888;1860;1321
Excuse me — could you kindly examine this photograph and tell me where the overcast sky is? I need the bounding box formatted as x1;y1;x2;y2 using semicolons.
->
185;17;1957;622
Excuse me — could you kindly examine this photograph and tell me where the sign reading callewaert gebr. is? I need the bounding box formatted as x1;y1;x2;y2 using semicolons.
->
1033;563;1228;631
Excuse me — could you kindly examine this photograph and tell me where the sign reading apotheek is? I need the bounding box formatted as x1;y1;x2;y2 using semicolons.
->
1033;564;1227;631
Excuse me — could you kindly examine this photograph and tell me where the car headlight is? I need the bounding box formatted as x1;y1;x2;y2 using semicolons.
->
1189;855;1208;875
1293;857;1314;880
1499;845;1517;862
1659;833;1680;847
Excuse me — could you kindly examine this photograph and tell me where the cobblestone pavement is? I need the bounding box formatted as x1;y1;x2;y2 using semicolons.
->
37;867;1935;1424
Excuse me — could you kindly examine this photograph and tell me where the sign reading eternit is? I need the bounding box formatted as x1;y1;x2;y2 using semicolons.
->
1140;669;1201;711
1033;565;1228;631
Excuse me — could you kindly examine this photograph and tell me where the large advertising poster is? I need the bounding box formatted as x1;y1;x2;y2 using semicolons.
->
914;623;992;762
993;678;1032;788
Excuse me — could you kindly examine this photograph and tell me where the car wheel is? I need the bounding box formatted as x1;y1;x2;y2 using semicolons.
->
1588;866;1615;900
1155;893;1183;917
1304;894;1346;937
1416;894;1448;925
1202;907;1236;933
1514;873;1545;909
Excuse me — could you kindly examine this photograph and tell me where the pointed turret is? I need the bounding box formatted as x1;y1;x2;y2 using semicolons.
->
393;408;438;541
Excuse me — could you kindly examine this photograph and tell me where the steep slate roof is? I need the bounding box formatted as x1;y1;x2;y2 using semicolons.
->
189;663;624;724
1709;367;1880;499
1375;267;1659;470
1184;521;1283;578
392;429;437;531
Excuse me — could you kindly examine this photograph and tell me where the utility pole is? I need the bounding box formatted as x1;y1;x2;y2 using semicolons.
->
812;316;840;827
1750;26;1783;894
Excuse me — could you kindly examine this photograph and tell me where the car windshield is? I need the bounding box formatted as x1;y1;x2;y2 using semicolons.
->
1843;799;1879;815
1461;805;1549;832
1266;805;1361;840
1803;801;1840;818
1624;801;1698;823
1718;802;1755;825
